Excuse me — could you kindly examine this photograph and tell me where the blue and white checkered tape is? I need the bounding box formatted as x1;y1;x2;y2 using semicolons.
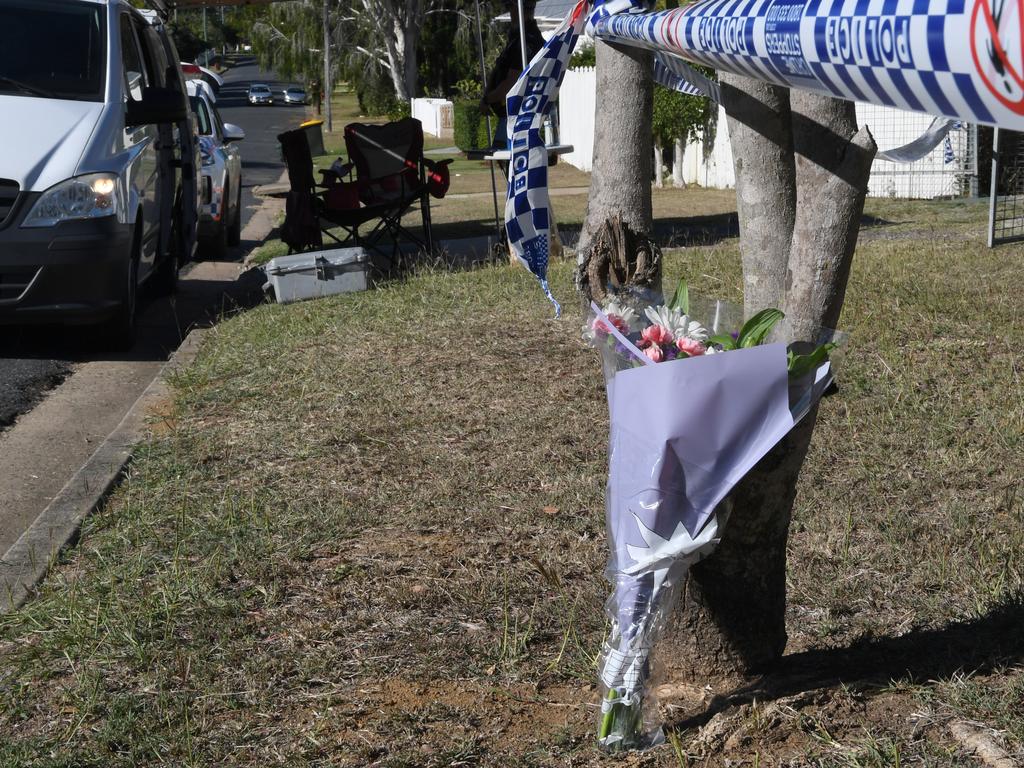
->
592;0;1024;132
506;0;1024;311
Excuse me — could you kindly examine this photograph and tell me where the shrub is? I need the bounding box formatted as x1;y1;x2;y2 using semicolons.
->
453;78;482;100
569;44;596;69
453;100;493;151
357;73;400;117
388;99;412;122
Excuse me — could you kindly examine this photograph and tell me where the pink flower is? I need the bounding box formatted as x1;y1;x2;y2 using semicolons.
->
592;313;629;336
639;324;673;348
644;344;665;363
676;337;706;357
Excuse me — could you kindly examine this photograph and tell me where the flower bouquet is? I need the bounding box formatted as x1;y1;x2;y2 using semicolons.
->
586;282;837;751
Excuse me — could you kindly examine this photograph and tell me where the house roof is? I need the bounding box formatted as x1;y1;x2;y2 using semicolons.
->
533;0;576;20
494;0;576;29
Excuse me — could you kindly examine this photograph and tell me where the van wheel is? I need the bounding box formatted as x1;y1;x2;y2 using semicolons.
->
102;233;140;351
227;179;242;246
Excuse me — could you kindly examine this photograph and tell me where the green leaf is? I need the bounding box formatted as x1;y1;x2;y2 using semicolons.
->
737;308;784;348
708;333;738;350
787;342;837;379
668;279;689;314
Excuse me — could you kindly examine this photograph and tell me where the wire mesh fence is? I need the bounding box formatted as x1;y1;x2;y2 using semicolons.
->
858;103;978;200
988;129;1024;246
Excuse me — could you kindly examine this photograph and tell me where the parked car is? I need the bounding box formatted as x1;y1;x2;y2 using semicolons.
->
181;61;223;98
248;83;273;105
0;0;198;347
188;79;244;259
283;86;307;105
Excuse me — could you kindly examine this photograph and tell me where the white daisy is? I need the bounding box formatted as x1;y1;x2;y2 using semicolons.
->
643;305;708;341
603;299;639;332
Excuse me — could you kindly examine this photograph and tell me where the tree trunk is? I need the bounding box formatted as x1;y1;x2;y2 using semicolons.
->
784;93;876;341
575;41;656;301
400;25;419;101
654;144;664;188
383;35;408;101
661;411;819;687
719;73;796;317
386;21;419;101
672;137;685;188
662;93;875;684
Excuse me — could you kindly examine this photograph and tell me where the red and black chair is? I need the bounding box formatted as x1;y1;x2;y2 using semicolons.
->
278;117;451;273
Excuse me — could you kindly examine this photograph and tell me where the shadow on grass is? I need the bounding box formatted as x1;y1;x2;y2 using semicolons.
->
432;212;897;250
670;591;1024;731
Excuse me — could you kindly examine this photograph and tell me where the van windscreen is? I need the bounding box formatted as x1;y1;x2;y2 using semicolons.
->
0;0;106;102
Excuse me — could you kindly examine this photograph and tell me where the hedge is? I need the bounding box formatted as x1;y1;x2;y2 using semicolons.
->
453;100;494;151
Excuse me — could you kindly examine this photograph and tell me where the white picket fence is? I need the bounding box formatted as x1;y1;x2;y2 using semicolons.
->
558;67;597;172
557;66;976;199
411;98;454;140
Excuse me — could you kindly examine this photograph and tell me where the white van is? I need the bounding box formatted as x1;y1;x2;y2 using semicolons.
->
0;0;198;347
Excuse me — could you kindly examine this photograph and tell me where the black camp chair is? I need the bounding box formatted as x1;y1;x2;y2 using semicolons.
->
277;118;450;271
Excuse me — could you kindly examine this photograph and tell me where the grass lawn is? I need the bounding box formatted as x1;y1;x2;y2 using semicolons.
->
3;196;1020;766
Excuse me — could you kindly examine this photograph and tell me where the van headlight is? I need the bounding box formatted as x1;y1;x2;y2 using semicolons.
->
22;173;123;228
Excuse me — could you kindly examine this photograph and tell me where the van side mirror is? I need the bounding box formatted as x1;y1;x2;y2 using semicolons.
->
223;123;246;143
126;86;187;127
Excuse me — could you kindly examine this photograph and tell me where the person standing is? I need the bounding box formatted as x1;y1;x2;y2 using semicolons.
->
479;0;546;149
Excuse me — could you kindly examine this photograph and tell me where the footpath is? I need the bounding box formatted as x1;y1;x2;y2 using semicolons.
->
0;185;286;612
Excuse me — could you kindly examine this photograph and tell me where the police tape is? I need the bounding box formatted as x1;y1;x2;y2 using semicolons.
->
592;0;1023;135
505;0;1017;309
651;49;959;164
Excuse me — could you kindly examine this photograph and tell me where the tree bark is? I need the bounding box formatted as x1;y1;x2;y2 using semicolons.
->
784;93;876;341
661;411;819;686
672;137;685;188
662;93;875;683
719;73;796;317
575;41;655;300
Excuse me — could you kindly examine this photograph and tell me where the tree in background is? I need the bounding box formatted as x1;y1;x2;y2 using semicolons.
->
650;84;712;188
251;0;499;113
165;6;261;61
251;0;328;86
418;3;491;98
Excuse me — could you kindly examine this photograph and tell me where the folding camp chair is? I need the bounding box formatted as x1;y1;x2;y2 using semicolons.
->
278;118;451;272
329;118;451;260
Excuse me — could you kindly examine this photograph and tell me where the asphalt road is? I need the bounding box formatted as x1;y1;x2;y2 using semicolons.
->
216;57;307;232
0;59;301;431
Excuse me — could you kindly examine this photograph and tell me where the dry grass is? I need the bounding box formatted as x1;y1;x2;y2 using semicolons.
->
0;196;1021;766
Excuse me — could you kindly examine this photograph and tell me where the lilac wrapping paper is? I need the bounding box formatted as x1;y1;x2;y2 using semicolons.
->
606;344;793;576
597;339;833;749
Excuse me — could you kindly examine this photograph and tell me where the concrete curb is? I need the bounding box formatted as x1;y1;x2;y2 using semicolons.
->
0;329;207;614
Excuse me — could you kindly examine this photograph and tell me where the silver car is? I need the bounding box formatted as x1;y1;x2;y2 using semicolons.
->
283;86;307;105
0;0;198;347
247;83;272;105
188;80;243;259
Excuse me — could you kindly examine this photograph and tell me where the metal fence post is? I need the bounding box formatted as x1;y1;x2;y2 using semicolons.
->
988;127;1000;248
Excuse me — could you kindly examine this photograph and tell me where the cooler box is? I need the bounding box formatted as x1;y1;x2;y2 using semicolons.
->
263;248;369;304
